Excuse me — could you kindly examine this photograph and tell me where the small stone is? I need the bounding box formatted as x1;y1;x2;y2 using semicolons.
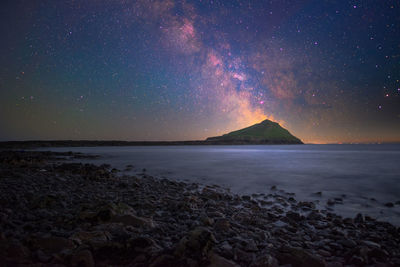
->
201;216;214;226
318;249;331;257
214;218;231;232
112;214;155;228
70;231;110;248
361;240;381;249
348;255;364;265
71;249;94;267
339;239;357;248
174;227;216;260
354;213;364;223
327;199;335;206
234;248;255;264
244;239;258;252
286;211;303;222
384;202;394;207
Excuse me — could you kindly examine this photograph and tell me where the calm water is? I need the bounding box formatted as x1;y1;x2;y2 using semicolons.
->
45;144;400;225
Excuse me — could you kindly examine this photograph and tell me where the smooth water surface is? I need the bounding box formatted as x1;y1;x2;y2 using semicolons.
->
45;144;400;224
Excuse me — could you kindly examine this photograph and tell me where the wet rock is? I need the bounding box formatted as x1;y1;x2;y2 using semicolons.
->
174;227;216;261
276;246;325;267
242;195;251;201
244;239;258;252
219;241;234;259
286;211;303;222
339;239;357;248
307;211;323;221
202;187;222;200
361;240;381;249
354;213;364;223
234;248;255;264
384;202;394;208
298;201;316;210
214;218;231;232
327;199;335;206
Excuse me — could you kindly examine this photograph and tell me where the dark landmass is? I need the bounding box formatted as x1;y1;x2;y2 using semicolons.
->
207;119;303;144
1;150;399;266
0;139;301;149
0;119;302;149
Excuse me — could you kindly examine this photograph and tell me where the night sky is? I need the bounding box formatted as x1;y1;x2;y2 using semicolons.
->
1;0;399;143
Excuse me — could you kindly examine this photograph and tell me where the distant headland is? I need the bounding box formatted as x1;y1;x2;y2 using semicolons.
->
0;119;303;148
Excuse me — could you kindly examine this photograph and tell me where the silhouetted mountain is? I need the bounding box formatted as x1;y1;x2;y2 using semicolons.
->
206;119;303;144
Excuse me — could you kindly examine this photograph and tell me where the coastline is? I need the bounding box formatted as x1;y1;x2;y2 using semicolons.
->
0;139;303;149
0;150;399;266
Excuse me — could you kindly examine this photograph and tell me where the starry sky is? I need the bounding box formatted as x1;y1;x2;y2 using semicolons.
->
0;0;399;143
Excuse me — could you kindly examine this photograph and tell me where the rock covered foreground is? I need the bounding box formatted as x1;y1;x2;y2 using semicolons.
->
0;151;399;267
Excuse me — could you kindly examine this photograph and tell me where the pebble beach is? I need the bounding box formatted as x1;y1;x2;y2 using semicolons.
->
0;150;399;266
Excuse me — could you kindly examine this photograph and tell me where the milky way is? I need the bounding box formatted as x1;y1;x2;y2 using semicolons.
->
0;0;399;143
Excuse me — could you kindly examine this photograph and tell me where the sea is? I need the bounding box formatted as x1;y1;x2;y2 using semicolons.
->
43;144;400;225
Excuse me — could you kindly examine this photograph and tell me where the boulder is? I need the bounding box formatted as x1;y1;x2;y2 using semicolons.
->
251;254;279;267
71;249;94;267
276;246;325;267
175;227;216;261
70;231;111;249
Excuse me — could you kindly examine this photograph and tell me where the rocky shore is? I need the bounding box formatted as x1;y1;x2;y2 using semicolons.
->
0;151;399;266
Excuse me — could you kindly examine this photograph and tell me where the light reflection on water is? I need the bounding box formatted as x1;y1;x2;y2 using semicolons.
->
44;144;400;225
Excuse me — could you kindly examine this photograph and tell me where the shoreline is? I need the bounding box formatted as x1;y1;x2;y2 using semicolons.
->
0;140;303;149
0;150;399;266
